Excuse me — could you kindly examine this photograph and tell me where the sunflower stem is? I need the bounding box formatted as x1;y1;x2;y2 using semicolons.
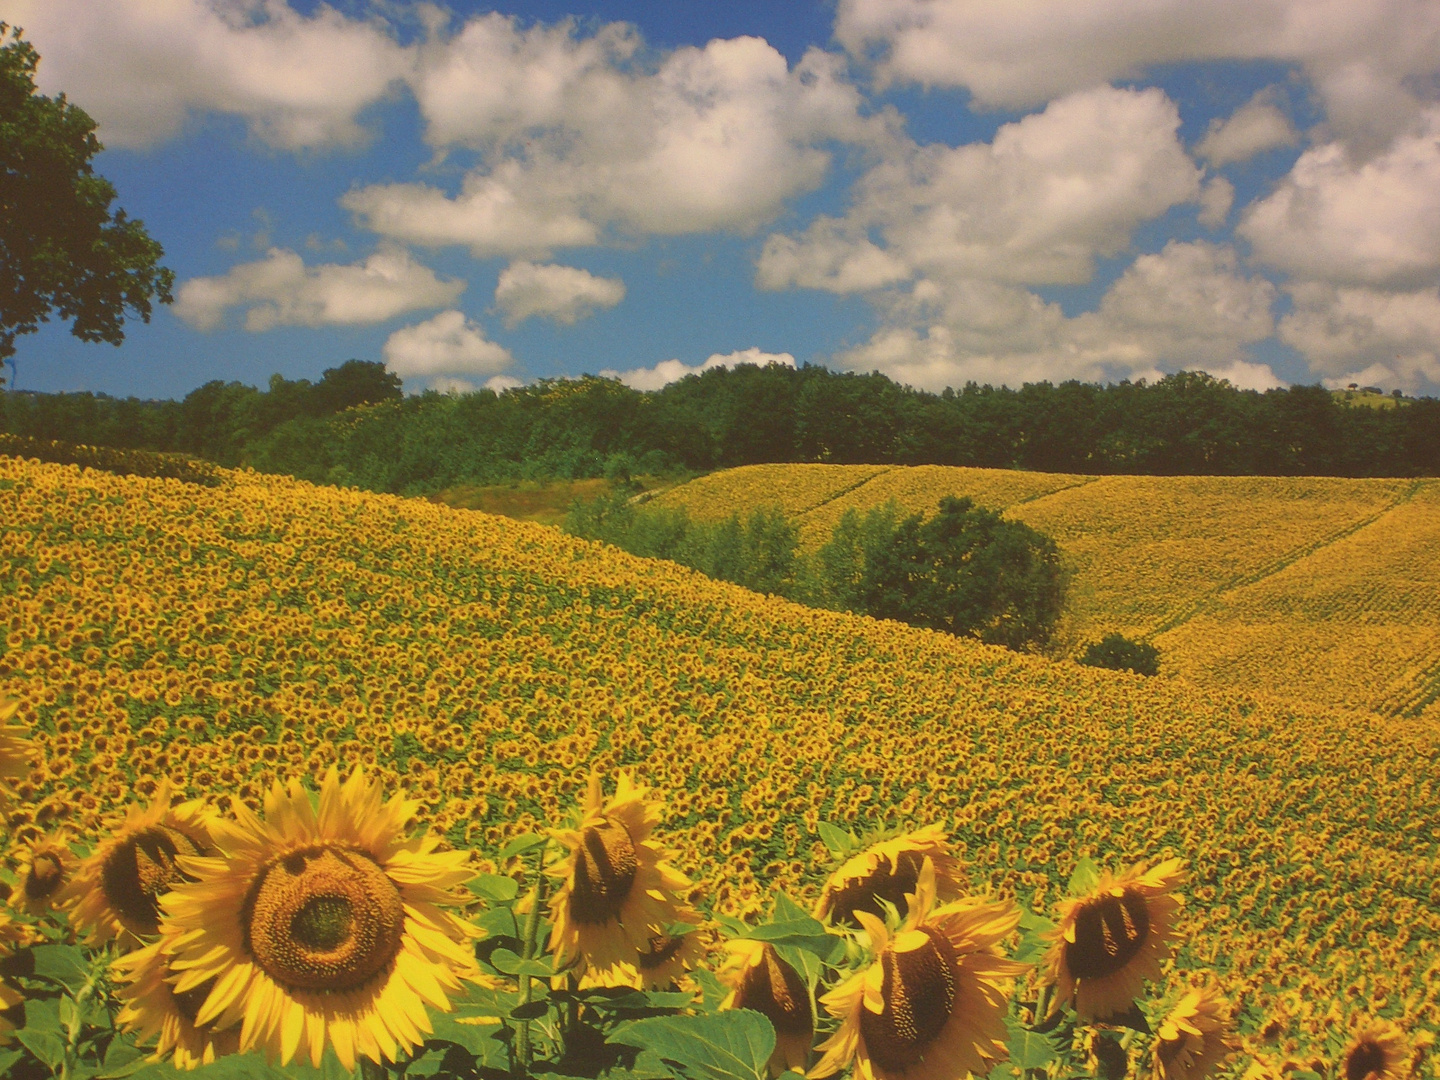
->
517;844;549;1073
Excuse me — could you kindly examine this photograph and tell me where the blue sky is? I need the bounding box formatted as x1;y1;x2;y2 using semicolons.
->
11;0;1440;400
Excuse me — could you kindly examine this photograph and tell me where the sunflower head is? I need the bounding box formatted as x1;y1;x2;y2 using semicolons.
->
720;939;813;1077
62;782;217;946
547;771;693;980
1042;857;1185;1022
1340;1018;1411;1080
815;825;964;928
812;857;1027;1080
1152;984;1238;1080
113;936;242;1069
10;831;76;917
161;766;486;1072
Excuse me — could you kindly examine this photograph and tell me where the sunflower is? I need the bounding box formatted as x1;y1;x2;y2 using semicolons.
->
62;782;217;946
1339;1018;1411;1080
112;936;242;1069
815;825;964;928
1152;984;1238;1080
0;698;35;805
10;830;76;917
811;857;1026;1080
1042;858;1185;1023
720;939;813;1077
160;766;486;1072
547;771;692;980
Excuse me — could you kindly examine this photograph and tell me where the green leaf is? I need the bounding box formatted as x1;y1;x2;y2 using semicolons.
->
1017;909;1057;935
96;1038;147;1080
1005;1018;1060;1070
816;821;853;858
426;1014;512;1070
125;1052;296;1080
466;873;520;903
774;943;825;993
742;919;843;963
17;1027;67;1070
22;996;63;1036
610;1009;776;1080
498;832;547;860
712;912;748;936
510;999;550;1020
770;893;812;924
489;948;554;978
0;1050;23;1076
1066;857;1102;897
276;1048;360;1080
690;968;729;1014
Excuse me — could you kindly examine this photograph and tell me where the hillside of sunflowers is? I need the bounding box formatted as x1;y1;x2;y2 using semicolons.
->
1;452;1438;1080
651;465;1440;720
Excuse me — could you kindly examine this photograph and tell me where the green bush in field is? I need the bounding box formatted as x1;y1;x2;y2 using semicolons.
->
1079;632;1161;676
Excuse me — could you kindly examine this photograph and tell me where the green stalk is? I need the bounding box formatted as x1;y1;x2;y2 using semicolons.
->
516;845;549;1074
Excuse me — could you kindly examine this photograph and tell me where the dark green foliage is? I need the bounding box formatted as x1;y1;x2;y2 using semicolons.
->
1078;633;1161;676
0;24;174;366
5;364;1440;486
815;496;1066;650
565;494;803;599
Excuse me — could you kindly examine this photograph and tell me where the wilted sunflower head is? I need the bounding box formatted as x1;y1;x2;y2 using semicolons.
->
811;857;1027;1080
720;939;813;1078
1042;857;1185;1023
62;782;216;946
113;936;242;1070
0;698;35;806
1152;984;1239;1080
10;831;76;917
1340;1018;1411;1080
815;825;964;928
160;766;487;1072
547;771;692;980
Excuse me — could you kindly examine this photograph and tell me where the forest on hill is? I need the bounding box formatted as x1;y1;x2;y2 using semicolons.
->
6;361;1439;492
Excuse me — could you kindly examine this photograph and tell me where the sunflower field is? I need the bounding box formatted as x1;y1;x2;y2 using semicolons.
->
0;454;1438;1080
653;464;1440;718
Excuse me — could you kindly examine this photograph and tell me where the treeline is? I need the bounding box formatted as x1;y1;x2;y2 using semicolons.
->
5;361;1439;490
566;492;1068;652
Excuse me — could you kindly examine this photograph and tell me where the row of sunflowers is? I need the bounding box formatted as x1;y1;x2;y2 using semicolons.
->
0;708;1419;1080
2;456;1439;1076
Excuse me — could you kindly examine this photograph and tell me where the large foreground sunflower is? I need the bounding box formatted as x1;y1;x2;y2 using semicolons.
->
62;782;216;946
113;936;242;1069
548;772;693;980
161;767;485;1071
720;939;813;1077
815;825;964;928
1340;1018;1411;1080
811;857;1025;1080
1042;858;1185;1022
1152;984;1238;1080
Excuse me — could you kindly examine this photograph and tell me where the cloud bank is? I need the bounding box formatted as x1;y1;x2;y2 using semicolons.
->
601;348;797;391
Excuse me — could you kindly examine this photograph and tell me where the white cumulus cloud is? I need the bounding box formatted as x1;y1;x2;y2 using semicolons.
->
833;0;1440;153
172;246;464;331
758;86;1201;292
601;347;796;392
494;262;626;326
382;310;514;382
345;20;880;256
1196;89;1300;166
7;0;413;150
1238;110;1440;288
1278;283;1440;392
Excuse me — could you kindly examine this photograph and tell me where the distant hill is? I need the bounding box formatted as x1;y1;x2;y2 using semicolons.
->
654;464;1440;720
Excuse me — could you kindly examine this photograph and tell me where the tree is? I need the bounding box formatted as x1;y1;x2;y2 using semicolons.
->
0;23;174;377
1078;633;1160;677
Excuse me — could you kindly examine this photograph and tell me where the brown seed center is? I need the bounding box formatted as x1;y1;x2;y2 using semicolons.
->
244;845;405;993
736;944;812;1038
828;849;925;927
101;825;205;936
1065;887;1151;981
1345;1041;1389;1080
569;821;639;925
859;930;959;1074
25;852;65;899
